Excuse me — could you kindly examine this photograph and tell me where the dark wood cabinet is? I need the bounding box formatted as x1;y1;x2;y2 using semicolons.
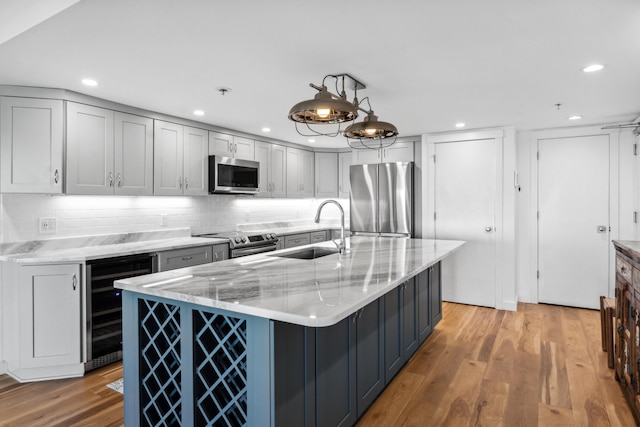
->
613;242;640;424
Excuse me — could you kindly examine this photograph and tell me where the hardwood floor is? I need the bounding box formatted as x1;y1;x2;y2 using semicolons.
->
0;302;634;426
358;302;636;427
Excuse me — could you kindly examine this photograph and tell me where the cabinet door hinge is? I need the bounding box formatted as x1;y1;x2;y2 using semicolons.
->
537;151;540;160
634;211;638;224
537;270;540;279
634;143;638;156
537;211;540;220
434;212;437;221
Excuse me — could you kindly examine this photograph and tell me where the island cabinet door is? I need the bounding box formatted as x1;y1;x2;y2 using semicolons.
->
315;316;357;427
430;262;443;326
402;277;419;359
384;287;404;384
355;299;385;418
417;269;433;344
272;321;315;427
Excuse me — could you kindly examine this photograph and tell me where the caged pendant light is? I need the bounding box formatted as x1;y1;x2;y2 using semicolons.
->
288;74;398;148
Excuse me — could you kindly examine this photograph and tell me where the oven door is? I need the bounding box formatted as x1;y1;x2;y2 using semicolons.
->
231;244;277;258
210;156;260;194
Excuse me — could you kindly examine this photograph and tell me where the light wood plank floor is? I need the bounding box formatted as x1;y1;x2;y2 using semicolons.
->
0;302;634;426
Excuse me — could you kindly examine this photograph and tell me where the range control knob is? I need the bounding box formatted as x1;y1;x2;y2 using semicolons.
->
242;236;249;243
235;237;241;243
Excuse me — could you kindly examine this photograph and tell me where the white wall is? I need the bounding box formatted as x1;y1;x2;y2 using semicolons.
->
0;194;348;243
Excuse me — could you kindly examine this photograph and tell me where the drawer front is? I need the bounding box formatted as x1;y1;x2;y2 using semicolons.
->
284;233;310;248
157;245;213;272
617;255;633;283
310;231;327;243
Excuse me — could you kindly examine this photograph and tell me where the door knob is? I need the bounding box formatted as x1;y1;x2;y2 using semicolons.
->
485;226;493;232
597;225;608;233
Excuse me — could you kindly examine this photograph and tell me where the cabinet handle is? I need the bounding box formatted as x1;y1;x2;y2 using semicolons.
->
181;256;193;261
214;253;219;261
54;169;59;184
117;173;122;187
235;143;238;154
179;176;183;189
185;177;189;189
72;273;77;291
228;142;231;153
108;172;114;187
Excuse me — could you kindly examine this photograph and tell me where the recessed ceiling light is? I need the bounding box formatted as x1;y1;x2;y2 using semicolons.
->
582;64;604;73
568;115;583;120
81;78;98;87
455;122;465;128
308;139;316;143
193;110;205;116
262;127;271;132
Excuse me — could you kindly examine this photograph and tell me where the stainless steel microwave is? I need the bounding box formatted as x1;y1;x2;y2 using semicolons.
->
209;156;260;194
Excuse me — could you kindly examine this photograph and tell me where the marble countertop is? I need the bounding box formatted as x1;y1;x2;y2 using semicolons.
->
0;235;228;264
115;236;464;327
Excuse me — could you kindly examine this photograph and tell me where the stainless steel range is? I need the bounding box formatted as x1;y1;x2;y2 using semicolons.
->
199;231;279;258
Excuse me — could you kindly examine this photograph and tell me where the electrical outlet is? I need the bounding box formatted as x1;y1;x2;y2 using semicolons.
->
160;214;168;227
39;217;57;234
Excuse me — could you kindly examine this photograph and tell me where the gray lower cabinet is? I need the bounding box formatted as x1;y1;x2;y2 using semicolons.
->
273;265;440;426
156;243;229;272
284;233;311;248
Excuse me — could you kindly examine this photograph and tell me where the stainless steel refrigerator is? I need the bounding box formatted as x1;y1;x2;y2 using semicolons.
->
350;162;414;237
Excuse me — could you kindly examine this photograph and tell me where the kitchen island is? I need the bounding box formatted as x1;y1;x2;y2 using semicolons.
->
115;236;464;426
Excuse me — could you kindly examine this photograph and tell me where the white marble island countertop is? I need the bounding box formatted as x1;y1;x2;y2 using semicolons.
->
115;236;464;327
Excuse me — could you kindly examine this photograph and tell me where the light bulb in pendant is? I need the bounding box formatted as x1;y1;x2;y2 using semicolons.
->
365;128;377;136
316;108;331;118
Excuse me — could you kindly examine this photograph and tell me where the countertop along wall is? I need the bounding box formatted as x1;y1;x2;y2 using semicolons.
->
0;194;350;244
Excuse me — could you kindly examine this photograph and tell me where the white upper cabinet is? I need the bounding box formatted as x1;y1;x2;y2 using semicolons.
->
255;140;286;198
315;152;338;198
66;103;115;195
154;120;184;196
154;120;208;196
338;151;352;198
183;126;208;196
352;141;414;164
287;147;314;198
209;131;254;161
0;97;63;194
114;112;153;196
67;103;153;195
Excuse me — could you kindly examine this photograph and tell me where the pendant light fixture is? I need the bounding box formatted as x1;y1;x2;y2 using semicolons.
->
288;74;398;147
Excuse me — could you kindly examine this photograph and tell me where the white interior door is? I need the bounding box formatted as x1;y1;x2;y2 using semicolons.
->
538;135;610;309
434;139;497;308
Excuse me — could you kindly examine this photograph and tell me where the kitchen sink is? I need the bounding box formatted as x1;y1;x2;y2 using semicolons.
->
269;246;339;260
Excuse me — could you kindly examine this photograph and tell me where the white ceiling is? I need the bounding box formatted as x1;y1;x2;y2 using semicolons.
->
1;0;639;149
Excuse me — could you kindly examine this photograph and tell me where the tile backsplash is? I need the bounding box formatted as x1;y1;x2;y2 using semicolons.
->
0;194;349;243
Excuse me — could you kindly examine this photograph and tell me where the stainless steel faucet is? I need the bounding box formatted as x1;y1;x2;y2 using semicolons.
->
315;199;346;254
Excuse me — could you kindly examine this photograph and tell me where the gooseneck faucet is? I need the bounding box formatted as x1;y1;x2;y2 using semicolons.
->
315;199;346;254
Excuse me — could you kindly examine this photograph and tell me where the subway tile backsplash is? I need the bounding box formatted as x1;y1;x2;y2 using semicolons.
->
0;194;349;243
